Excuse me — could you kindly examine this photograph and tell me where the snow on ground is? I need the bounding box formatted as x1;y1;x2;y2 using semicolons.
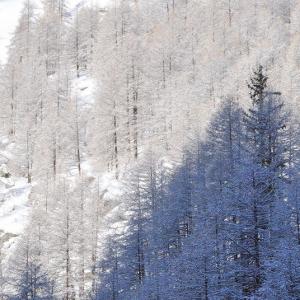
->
0;136;32;275
83;160;122;195
0;177;31;235
71;75;97;107
0;173;32;284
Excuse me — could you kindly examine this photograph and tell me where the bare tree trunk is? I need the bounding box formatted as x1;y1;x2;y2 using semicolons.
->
137;178;145;282
252;172;261;292
65;181;71;300
75;7;80;78
53;135;57;178
79;187;85;298
132;62;139;159
91;179;105;292
113;99;119;179
204;257;208;300
26;131;32;183
126;74;131;154
10;68;16;136
75;96;81;176
228;0;232;26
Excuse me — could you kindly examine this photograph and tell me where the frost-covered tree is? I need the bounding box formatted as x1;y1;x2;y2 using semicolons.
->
2;0;300;298
243;65;290;295
11;261;54;300
92;65;300;299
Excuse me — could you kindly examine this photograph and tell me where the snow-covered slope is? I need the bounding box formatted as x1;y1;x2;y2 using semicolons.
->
0;138;32;278
0;177;31;236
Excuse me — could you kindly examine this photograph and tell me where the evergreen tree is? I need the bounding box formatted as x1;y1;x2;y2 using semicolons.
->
12;261;54;300
243;65;291;295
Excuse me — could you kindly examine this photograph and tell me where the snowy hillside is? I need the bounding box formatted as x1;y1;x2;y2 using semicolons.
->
0;139;32;291
0;177;31;237
0;0;300;299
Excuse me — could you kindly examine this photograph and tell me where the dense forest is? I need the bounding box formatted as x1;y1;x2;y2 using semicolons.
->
0;0;299;299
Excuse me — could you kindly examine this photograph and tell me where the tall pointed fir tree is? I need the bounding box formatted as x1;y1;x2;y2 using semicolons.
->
243;65;292;297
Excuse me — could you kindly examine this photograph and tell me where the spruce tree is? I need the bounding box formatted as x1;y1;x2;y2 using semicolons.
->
243;65;290;295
